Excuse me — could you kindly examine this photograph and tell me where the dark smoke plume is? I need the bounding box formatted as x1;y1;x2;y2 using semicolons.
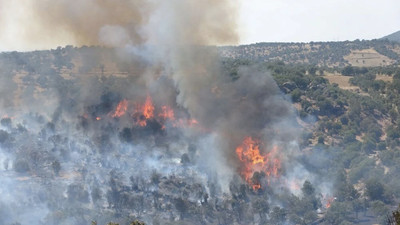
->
0;1;326;225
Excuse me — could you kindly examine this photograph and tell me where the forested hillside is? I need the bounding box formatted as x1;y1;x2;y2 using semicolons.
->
0;41;400;224
222;40;400;223
220;39;400;67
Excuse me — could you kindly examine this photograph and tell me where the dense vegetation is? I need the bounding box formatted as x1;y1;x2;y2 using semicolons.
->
222;56;400;224
1;40;400;224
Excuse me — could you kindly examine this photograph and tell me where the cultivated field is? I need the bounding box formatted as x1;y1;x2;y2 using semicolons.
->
344;48;394;67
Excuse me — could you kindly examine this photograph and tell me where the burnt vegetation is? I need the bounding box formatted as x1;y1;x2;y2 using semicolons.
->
0;41;400;225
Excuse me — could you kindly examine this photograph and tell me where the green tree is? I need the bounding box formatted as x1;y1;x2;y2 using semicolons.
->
366;178;384;201
303;211;318;224
325;202;352;225
291;88;302;103
371;200;390;224
342;66;355;76
302;180;315;197
361;136;376;153
301;181;321;210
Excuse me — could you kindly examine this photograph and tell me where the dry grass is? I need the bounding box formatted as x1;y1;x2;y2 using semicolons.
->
323;72;360;91
344;48;394;67
377;116;392;141
390;45;400;55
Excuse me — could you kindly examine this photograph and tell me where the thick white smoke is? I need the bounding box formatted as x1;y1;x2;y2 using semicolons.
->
0;1;330;224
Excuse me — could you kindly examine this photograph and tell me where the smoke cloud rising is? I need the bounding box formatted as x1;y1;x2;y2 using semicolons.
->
0;1;327;224
0;0;238;50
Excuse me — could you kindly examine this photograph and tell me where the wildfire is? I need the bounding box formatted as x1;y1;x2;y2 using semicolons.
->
235;137;281;190
189;119;198;125
133;95;155;127
143;96;155;120
325;197;334;209
252;184;261;190
110;99;128;118
236;137;264;165
159;105;175;121
100;94;199;130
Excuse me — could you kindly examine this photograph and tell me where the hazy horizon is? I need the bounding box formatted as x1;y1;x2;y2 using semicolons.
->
0;0;399;51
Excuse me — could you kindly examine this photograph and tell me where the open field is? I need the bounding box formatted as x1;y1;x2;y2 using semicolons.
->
344;48;394;67
376;74;393;82
323;72;360;91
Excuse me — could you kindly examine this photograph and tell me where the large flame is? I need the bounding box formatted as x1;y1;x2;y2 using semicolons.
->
143;96;155;120
102;95;199;130
134;95;155;127
236;137;281;190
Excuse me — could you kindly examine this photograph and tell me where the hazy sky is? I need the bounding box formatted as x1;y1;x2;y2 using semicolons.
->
239;0;400;44
0;0;399;51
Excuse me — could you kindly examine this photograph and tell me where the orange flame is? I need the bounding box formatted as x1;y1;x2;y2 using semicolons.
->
189;119;199;125
143;96;154;120
111;99;128;118
325;197;334;209
253;184;261;190
159;105;175;121
97;95;200;130
236;137;281;190
134;95;155;127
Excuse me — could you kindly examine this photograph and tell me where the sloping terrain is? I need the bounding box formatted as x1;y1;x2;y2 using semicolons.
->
220;39;400;67
344;48;394;67
381;30;400;43
1;44;400;225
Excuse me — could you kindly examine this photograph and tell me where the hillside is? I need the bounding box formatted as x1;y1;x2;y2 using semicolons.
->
220;39;400;67
382;30;400;43
1;44;400;225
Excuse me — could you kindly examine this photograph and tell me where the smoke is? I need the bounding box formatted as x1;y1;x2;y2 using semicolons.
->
0;1;331;224
0;0;300;191
0;0;149;50
0;67;17;109
134;1;299;190
0;0;238;50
